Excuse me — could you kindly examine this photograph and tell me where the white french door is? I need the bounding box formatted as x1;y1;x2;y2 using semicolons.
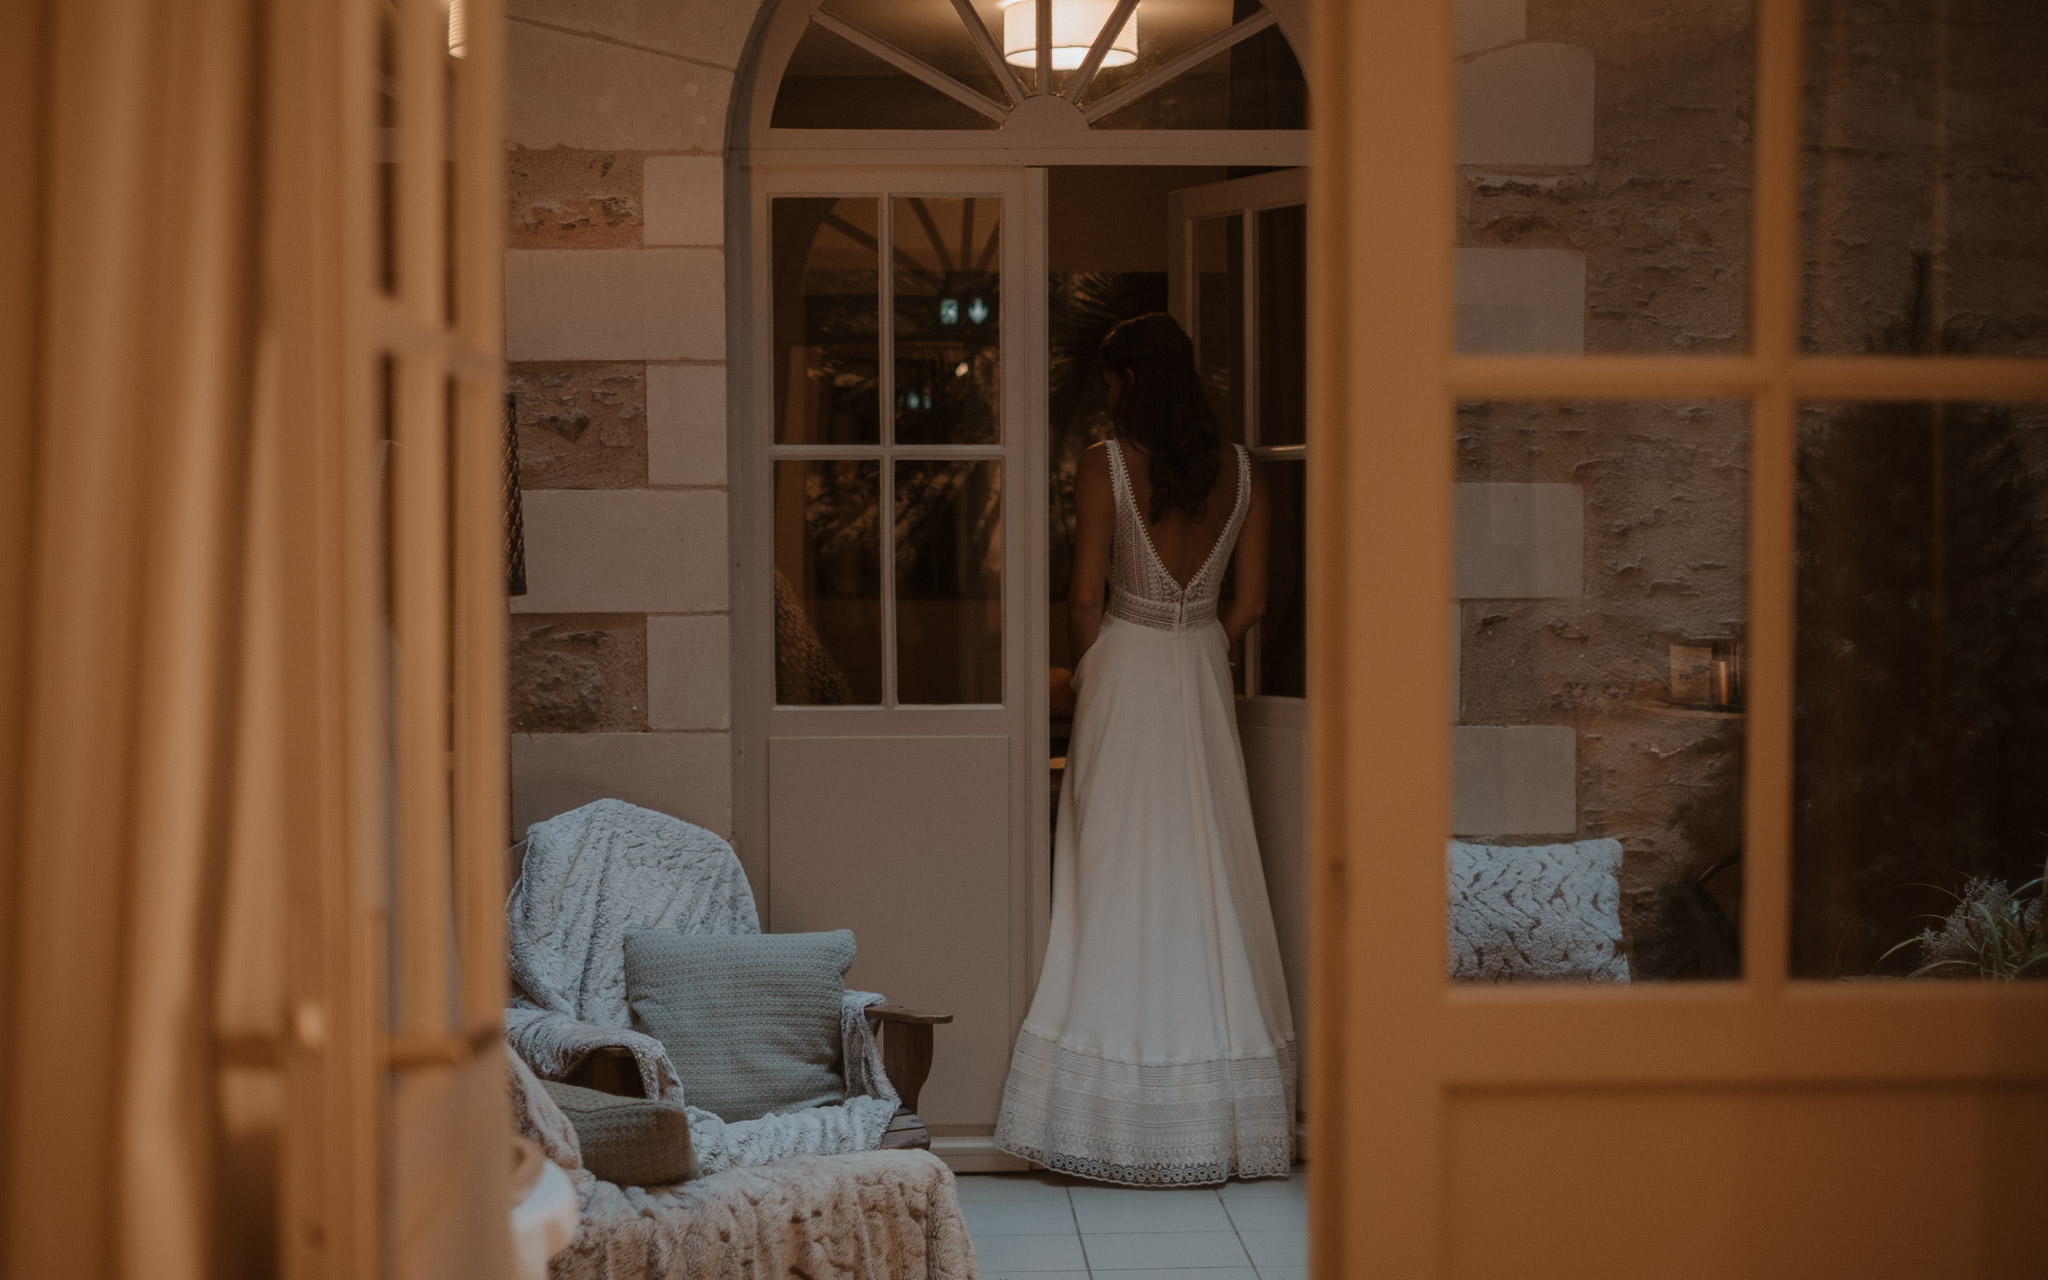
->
738;166;1048;1133
1169;168;1312;1085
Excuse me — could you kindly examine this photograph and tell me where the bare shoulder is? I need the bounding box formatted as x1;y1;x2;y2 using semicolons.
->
1077;440;1113;485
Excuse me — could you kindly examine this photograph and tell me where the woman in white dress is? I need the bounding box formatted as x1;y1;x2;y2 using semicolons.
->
994;313;1297;1186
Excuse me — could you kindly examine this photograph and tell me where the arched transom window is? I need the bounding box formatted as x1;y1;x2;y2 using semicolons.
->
746;0;1307;152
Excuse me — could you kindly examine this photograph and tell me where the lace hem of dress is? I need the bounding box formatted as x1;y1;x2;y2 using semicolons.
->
993;1028;1298;1187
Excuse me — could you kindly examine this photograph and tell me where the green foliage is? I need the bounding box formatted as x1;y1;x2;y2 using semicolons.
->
1881;868;2048;981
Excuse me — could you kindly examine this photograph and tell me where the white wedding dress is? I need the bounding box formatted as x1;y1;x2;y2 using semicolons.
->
994;440;1297;1186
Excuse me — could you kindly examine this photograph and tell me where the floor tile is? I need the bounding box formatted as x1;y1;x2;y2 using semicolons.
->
980;1273;1090;1280
1222;1193;1307;1232
1254;1267;1310;1280
1237;1229;1310;1269
1082;1231;1252;1271
1091;1270;1259;1280
961;1198;1079;1236
1070;1189;1232;1234
954;1174;1077;1202
970;1234;1088;1272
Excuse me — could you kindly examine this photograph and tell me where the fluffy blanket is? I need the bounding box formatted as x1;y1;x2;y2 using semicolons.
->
506;799;898;1174
510;1053;978;1280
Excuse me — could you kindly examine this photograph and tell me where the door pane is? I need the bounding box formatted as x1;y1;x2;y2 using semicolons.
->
1259;457;1305;697
1255;203;1306;447
896;460;1004;704
1802;3;2048;356
894;196;1002;445
775;459;883;705
1451;0;1754;354
773;197;881;444
1449;401;1750;983
1193;213;1245;442
1792;400;2048;980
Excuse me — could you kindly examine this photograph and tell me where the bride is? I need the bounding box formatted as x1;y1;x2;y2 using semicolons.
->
994;313;1297;1186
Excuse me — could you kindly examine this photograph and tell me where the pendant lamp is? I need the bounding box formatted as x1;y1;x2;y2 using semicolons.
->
1001;0;1139;71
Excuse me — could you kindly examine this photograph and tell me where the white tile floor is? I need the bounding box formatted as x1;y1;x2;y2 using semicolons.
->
954;1169;1308;1280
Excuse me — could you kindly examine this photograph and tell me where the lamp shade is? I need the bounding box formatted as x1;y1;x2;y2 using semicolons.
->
1001;0;1138;71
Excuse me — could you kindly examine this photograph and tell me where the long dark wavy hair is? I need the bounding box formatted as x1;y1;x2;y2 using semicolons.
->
1098;313;1223;522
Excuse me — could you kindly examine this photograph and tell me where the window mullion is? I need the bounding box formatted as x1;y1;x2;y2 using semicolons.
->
880;194;899;709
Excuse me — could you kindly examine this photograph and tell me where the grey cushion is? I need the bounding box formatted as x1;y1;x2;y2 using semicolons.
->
537;1079;694;1186
623;929;856;1122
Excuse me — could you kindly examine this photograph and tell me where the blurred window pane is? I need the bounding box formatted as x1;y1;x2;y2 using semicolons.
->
895;196;1002;445
1452;0;1754;354
1449;401;1751;983
1259;458;1305;697
1194;213;1245;442
773;197;881;445
775;459;883;705
1802;4;2048;356
1255;203;1306;448
897;461;1004;704
1793;401;2048;979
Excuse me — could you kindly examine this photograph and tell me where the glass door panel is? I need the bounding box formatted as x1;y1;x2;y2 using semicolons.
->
894;195;1002;445
1448;400;1751;983
896;460;1004;705
769;187;1011;710
1793;398;2048;979
772;197;881;445
773;459;883;705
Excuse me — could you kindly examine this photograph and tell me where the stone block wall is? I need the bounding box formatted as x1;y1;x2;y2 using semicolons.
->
503;0;768;840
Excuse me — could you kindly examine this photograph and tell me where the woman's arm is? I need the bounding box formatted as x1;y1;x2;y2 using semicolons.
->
1219;460;1271;644
1067;443;1114;662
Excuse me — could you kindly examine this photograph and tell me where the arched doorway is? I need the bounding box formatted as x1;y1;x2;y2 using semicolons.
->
727;0;1312;1159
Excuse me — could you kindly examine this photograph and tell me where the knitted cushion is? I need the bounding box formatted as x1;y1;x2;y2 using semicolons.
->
537;1079;694;1186
623;929;857;1122
1447;838;1631;981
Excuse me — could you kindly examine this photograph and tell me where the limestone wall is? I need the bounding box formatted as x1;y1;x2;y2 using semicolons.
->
503;0;766;839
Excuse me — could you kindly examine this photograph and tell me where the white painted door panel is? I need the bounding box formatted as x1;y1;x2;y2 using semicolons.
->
767;735;1016;1126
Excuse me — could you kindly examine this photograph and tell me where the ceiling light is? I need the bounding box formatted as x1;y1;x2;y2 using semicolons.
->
1001;0;1138;72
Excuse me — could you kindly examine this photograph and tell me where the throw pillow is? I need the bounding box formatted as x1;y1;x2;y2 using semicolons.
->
623;928;857;1122
536;1079;694;1186
1447;838;1631;981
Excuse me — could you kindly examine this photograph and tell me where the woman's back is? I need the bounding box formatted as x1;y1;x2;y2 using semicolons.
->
1109;440;1243;589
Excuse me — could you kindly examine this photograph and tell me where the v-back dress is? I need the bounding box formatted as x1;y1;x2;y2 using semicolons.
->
993;441;1298;1186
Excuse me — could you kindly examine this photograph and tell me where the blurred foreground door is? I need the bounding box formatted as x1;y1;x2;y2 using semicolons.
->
1310;1;2048;1277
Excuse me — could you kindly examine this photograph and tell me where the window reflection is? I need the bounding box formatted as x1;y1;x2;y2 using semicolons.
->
1794;399;2048;979
773;197;881;445
895;196;1001;445
896;461;1004;704
1450;401;1751;983
775;460;883;705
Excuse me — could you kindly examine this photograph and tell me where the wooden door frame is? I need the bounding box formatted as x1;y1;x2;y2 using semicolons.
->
1309;1;2048;1275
